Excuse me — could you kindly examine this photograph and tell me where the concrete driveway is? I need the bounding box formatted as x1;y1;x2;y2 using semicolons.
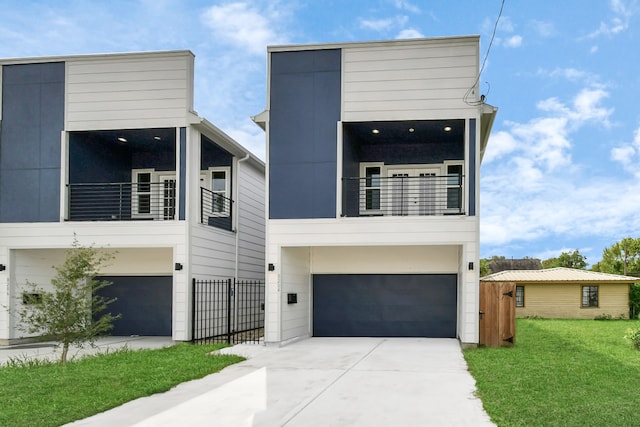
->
66;338;495;427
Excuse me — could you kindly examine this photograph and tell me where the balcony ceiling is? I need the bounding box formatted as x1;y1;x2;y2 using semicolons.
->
345;119;464;145
80;128;176;150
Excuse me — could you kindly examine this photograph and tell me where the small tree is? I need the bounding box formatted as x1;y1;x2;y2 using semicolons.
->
18;238;120;364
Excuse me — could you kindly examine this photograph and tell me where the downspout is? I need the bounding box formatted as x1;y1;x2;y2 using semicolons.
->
234;154;251;280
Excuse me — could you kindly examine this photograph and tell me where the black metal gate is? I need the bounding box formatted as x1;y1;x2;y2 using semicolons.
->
191;278;265;344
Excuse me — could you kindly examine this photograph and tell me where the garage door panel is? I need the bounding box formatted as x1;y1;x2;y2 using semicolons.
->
313;274;456;337
97;276;172;336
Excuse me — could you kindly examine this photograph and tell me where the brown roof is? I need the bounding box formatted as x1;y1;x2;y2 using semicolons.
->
480;267;639;283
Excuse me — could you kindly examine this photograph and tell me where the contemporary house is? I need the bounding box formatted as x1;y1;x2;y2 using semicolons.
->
253;36;497;346
0;50;265;344
481;268;638;319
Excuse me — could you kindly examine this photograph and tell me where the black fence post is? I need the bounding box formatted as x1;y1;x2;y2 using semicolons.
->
191;278;196;341
227;278;232;344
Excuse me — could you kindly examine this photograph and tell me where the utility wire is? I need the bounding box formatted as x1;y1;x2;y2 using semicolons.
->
464;0;506;106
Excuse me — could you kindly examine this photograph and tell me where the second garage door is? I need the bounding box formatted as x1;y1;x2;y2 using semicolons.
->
97;276;173;336
313;274;457;338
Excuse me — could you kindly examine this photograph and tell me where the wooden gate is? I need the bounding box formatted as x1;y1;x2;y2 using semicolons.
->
479;281;516;347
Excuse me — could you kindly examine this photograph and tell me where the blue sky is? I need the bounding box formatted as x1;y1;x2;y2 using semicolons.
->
1;0;639;266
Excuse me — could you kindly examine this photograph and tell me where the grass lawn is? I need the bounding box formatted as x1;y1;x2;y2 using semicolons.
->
464;319;640;427
0;343;244;427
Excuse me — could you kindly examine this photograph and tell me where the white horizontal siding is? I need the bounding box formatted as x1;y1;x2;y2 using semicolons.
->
66;53;193;130
268;216;478;247
190;227;237;280
236;163;266;280
311;245;458;274
342;40;479;121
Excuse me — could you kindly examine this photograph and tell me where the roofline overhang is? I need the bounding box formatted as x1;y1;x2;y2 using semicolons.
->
479;102;498;163
191;116;265;170
251;110;269;131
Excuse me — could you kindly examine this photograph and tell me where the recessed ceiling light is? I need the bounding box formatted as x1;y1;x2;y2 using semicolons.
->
372;129;380;134
443;126;452;132
117;137;128;142
408;128;415;133
153;136;161;141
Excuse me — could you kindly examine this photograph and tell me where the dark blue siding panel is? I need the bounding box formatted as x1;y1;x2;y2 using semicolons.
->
269;49;341;219
0;62;64;222
179;127;186;220
469;119;476;216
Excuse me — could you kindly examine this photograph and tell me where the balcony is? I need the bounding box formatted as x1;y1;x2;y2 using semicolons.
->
66;183;235;231
200;187;233;231
67;182;176;221
342;175;464;217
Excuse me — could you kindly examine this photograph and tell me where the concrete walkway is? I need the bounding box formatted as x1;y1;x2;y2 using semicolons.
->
65;338;495;427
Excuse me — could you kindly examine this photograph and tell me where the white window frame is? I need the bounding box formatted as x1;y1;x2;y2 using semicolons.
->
132;168;177;220
359;162;384;215
132;168;155;219
206;166;231;218
443;160;464;214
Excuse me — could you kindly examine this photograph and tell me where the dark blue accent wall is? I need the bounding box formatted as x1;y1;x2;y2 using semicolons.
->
201;135;233;168
0;62;65;222
468;119;476;216
179;127;186;220
269;49;341;219
69;133;132;183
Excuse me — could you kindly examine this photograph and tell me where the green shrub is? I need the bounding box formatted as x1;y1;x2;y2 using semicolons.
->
624;328;640;349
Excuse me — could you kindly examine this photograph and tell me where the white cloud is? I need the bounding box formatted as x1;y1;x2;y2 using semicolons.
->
585;0;635;39
530;20;557;38
497;16;515;33
201;2;286;56
483;130;518;164
396;28;424;39
360;16;408;31
481;86;620;248
394;0;421;13
539;67;599;85
611;126;640;176
504;35;522;48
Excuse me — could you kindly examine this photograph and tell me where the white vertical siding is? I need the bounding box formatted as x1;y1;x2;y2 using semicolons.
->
236;162;266;280
65;51;194;130
280;247;311;341
342;38;479;121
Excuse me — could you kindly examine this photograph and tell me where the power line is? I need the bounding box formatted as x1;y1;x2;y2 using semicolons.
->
464;0;506;106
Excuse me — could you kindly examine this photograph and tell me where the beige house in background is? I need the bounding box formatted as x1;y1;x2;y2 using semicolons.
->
481;268;638;319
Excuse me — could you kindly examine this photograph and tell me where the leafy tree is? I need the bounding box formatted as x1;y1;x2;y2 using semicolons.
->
542;250;587;270
18;238;119;364
592;237;640;276
591;237;640;319
480;258;492;277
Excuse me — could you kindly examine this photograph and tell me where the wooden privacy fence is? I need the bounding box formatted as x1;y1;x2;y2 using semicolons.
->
191;278;265;344
479;281;516;347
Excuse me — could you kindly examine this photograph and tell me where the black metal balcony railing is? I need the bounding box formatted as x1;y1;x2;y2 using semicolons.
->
201;187;233;231
67;182;176;221
342;175;464;217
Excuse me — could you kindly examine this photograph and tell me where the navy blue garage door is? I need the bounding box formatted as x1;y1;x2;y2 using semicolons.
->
313;274;457;337
97;276;172;336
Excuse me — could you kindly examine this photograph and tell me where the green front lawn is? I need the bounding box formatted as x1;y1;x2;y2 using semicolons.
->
464;319;640;427
0;343;244;427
